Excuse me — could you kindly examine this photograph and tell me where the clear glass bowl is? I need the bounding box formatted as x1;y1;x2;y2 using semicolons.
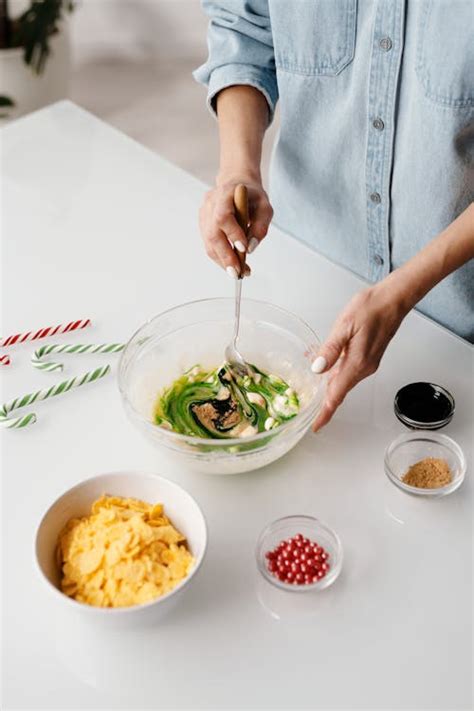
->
394;382;455;430
118;298;325;474
384;431;466;498
255;515;343;592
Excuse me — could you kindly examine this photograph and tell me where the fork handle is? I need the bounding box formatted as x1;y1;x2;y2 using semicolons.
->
233;184;249;278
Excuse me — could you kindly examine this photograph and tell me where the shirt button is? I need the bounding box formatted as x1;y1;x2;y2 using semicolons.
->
373;254;384;266
372;117;385;131
379;37;393;51
370;192;381;204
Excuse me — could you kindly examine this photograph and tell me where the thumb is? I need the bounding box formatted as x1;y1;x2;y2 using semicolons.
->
311;324;349;374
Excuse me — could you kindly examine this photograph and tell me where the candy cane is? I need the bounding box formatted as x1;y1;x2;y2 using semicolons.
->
0;365;111;429
32;343;125;372
0;319;91;365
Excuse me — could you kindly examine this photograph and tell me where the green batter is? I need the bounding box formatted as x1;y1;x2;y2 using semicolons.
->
154;364;300;439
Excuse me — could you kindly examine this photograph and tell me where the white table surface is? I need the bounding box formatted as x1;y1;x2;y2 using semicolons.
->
1;101;473;711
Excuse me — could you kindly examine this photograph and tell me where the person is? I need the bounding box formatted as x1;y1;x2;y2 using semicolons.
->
194;1;474;431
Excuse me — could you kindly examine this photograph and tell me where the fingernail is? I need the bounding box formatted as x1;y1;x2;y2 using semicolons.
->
226;266;238;280
311;356;327;373
248;237;259;254
234;240;246;253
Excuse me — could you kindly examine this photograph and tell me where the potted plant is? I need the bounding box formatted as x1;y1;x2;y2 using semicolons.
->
0;0;73;121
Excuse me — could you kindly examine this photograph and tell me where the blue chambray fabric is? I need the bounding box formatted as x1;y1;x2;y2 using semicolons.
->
194;0;474;342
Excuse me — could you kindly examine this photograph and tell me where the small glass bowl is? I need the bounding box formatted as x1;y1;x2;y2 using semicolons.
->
384;431;466;498
394;382;455;430
255;515;343;592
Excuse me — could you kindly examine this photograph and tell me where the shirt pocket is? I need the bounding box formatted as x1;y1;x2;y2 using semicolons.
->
269;0;357;76
415;0;474;108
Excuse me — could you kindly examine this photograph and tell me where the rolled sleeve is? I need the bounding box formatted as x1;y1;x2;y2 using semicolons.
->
193;0;278;123
203;63;278;121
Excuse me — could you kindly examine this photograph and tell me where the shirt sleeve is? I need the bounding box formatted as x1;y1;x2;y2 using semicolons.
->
193;0;278;123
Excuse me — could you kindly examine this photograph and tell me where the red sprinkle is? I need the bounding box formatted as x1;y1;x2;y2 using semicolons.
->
265;533;331;585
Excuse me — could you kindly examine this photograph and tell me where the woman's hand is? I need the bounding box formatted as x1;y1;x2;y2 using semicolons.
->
311;202;474;431
199;177;273;278
311;281;409;432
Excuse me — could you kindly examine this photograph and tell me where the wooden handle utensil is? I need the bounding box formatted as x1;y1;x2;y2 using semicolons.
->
233;184;249;278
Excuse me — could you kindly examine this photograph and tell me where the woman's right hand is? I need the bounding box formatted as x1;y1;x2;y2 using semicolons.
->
199;176;273;278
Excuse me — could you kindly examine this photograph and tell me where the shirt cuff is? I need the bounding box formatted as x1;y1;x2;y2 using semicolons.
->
196;63;278;124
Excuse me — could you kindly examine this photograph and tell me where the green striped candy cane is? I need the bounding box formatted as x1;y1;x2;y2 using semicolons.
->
32;342;125;372
0;365;111;429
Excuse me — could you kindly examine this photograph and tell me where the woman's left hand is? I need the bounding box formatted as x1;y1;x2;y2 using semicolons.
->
311;281;409;432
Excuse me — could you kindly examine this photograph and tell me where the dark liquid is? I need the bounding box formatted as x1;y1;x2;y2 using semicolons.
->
396;382;453;424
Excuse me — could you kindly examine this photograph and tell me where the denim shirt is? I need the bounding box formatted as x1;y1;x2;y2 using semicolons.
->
194;0;474;342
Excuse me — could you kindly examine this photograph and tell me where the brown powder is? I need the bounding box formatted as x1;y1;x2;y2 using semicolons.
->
402;457;453;489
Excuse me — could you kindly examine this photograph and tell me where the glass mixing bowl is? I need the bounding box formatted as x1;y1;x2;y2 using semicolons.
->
118;298;325;474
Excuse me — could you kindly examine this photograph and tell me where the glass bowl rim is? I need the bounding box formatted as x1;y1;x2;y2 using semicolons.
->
255;514;343;592
384;431;467;497
118;297;324;447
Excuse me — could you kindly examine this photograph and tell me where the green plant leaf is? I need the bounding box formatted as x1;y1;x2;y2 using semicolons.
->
13;0;73;75
0;95;15;107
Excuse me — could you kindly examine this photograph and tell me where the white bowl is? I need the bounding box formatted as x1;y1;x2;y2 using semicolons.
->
35;472;207;624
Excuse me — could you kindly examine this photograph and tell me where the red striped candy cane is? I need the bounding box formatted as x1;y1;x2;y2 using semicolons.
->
0;319;91;365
